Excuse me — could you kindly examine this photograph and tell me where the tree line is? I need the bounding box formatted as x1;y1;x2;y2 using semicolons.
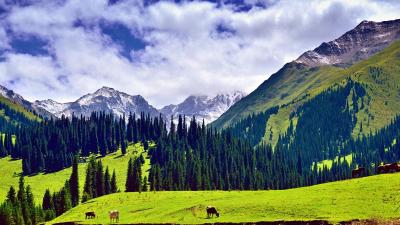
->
1;112;165;175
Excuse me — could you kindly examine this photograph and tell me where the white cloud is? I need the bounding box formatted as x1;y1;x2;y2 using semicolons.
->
0;0;399;107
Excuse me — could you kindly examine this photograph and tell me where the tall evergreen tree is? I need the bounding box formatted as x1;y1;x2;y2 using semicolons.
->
69;157;79;207
111;169;118;193
104;167;111;195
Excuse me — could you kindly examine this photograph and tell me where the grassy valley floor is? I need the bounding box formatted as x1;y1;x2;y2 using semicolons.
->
49;173;400;224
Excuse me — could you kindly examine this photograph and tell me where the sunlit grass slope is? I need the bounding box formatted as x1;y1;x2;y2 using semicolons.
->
0;95;39;121
51;173;400;224
0;143;150;203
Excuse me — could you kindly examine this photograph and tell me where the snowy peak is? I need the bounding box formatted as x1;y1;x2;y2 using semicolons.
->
160;91;246;124
34;86;159;118
295;19;400;67
33;99;70;116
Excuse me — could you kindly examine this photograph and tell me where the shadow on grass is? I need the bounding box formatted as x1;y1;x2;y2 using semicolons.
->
113;154;124;159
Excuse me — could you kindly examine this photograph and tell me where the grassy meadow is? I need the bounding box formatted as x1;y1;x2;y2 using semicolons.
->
49;172;400;224
0;143;150;204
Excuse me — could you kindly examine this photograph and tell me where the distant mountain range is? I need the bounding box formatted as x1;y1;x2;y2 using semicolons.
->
0;85;246;124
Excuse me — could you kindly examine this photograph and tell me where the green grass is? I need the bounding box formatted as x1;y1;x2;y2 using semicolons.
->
50;173;400;224
0;143;149;204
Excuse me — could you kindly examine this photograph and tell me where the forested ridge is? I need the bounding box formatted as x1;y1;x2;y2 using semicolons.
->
0;101;36;133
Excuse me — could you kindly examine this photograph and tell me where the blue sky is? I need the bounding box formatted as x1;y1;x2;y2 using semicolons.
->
0;0;399;107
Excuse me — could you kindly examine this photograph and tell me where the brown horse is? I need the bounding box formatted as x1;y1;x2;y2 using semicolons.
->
377;164;391;174
377;163;400;174
109;210;119;223
352;167;366;178
389;163;400;172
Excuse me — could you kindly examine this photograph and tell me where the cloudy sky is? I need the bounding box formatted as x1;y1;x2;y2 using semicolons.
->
0;0;399;107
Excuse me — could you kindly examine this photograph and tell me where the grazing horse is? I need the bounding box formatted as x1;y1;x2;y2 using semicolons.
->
377;164;390;174
109;210;119;223
206;206;219;218
389;163;400;172
377;163;399;174
85;211;96;219
352;167;366;178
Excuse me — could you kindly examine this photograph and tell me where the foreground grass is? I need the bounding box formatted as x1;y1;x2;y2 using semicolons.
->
51;173;400;224
0;143;150;203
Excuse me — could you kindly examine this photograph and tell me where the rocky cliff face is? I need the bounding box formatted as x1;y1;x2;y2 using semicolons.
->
295;19;400;67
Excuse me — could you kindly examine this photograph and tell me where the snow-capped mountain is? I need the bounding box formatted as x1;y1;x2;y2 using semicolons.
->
295;19;400;67
33;87;160;118
4;84;245;124
160;91;246;124
32;99;70;116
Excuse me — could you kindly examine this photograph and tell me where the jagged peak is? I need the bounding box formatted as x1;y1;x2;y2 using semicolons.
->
295;18;400;67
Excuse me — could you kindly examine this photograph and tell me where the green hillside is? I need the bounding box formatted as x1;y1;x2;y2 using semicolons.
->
0;95;39;121
50;173;400;224
212;41;400;146
0;143;149;204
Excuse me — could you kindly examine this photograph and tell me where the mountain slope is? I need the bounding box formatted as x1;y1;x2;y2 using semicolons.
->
212;19;400;142
160;91;246;124
213;46;400;147
0;85;41;121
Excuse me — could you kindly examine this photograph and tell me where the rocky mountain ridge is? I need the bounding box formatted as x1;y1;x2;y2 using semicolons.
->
295;19;400;67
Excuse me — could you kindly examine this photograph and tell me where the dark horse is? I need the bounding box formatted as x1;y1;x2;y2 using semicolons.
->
206;206;219;218
377;164;391;174
352;167;366;178
378;163;400;174
85;211;96;219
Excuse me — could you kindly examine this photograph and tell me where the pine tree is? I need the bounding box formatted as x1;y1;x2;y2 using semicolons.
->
42;189;53;210
126;158;133;192
133;158;142;193
111;170;117;193
126;157;142;192
82;158;93;202
25;185;36;225
95;161;105;196
17;176;30;225
104;167;111;195
121;139;127;155
6;186;17;205
69;157;79;207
